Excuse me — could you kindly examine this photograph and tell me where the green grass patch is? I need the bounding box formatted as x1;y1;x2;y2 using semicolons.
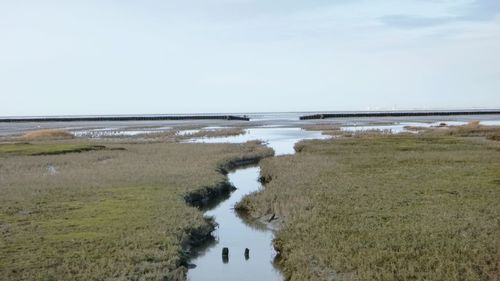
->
0;141;273;280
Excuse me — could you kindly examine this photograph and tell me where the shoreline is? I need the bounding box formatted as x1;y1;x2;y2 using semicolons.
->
179;154;273;280
2;113;500;138
300;110;500;120
0;115;250;123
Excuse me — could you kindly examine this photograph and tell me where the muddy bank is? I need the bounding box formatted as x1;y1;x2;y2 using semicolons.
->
235;166;276;219
184;156;267;207
218;156;269;174
173;154;271;280
187;166;284;281
163;217;217;281
184;181;237;208
234;168;288;272
236;168;335;281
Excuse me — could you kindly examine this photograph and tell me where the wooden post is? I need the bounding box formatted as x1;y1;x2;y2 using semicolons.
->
244;248;250;260
222;247;229;264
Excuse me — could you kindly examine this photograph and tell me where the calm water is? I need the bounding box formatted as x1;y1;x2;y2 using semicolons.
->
187;128;332;281
189;127;329;155
187;167;282;281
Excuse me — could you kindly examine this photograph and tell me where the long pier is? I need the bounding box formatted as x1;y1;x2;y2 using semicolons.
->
300;110;500;120
0;115;250;123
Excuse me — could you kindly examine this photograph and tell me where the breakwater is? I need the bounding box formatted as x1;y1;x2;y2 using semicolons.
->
300;110;500;120
0;115;250;123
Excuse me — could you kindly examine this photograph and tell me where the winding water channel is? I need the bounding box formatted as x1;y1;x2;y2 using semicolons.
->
187;127;328;281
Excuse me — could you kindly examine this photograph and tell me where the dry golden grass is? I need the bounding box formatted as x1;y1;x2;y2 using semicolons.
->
403;125;428;131
302;124;342;136
489;134;500;141
425;122;500;143
238;132;500;281
181;127;246;138
302;124;341;131
21;129;74;140
0;140;272;281
404;121;500;142
138;127;246;143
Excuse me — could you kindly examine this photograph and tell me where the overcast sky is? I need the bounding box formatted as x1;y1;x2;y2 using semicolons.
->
1;0;499;116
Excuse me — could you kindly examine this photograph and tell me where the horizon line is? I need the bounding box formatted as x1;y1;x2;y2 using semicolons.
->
2;108;500;119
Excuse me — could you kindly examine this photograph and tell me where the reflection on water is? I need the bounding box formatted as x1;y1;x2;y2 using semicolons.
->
176;129;202;136
188;128;330;281
198;191;233;212
480;120;500;126
340;121;470;134
235;209;272;232
72;127;172;137
2;113;499;137
189;127;329;155
187;118;500;280
187;167;283;281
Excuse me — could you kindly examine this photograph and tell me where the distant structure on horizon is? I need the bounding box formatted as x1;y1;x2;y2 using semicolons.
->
300;109;500;120
0;114;250;123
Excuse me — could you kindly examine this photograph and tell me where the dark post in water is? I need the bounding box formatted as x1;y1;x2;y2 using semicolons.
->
244;248;250;260
222;247;229;264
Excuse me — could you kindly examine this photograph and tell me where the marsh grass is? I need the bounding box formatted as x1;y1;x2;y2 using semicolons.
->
181;127;246;138
238;132;500;281
0;143;105;156
132;127;246;143
441;122;500;141
0;140;272;281
405;121;500;141
302;124;342;136
22;129;74;140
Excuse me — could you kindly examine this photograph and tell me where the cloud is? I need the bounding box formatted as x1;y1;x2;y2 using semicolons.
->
380;0;500;29
464;0;500;21
380;15;457;29
1;0;499;115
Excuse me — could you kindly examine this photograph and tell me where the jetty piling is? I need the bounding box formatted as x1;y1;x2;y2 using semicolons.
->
0;115;250;123
299;110;500;120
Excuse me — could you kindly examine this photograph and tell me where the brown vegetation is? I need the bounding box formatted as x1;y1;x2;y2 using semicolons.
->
238;131;500;280
0;140;273;281
21;129;74;140
302;124;342;136
405;121;500;141
436;121;500;141
0;143;106;156
181;127;246;138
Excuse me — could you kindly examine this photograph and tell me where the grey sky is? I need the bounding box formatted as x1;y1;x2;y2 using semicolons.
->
1;0;499;116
